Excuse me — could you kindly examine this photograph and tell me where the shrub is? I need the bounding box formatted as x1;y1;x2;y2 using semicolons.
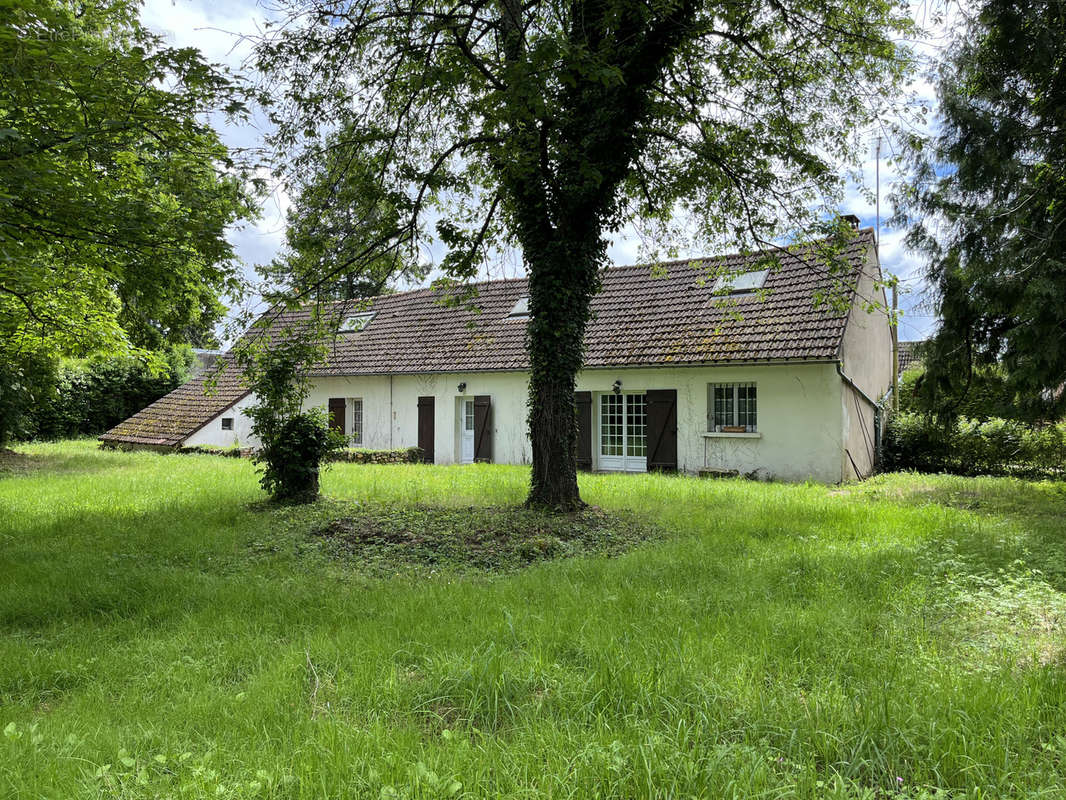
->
238;329;343;503
328;447;423;464
0;350;56;446
898;364;1058;424
256;408;344;502
882;412;1066;478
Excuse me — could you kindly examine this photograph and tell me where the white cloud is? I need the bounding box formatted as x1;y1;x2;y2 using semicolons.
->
141;0;264;70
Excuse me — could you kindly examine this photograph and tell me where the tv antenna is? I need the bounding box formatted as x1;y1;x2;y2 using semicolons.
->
874;135;881;252
873;134;899;411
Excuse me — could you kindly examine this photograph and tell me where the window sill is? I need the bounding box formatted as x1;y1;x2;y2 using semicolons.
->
702;431;761;439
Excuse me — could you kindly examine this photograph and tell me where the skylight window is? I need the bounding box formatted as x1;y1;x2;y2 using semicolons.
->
339;312;375;333
508;296;530;317
712;269;769;295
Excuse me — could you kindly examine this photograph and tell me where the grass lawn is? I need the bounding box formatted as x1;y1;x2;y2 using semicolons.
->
2;441;1066;799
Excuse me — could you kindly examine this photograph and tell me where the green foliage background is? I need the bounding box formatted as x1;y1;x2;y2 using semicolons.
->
881;411;1066;479
896;365;1057;424
18;347;193;441
0;0;256;444
894;0;1066;419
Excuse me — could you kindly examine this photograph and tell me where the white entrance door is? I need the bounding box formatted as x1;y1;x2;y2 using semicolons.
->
598;393;647;472
460;399;475;463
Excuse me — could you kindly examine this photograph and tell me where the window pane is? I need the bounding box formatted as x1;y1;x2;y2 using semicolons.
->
626;394;646;457
735;384;757;431
600;394;623;456
714;384;734;429
352;399;363;444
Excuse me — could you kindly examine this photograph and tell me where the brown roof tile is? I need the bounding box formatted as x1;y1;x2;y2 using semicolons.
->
255;230;875;375
100;357;248;447
897;340;923;373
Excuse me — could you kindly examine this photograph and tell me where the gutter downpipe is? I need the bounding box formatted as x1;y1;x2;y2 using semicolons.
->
836;362;878;409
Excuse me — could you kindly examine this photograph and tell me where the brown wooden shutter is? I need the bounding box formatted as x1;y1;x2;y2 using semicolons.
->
575;391;592;471
473;395;492;462
417;396;434;463
328;398;346;434
646;389;678;472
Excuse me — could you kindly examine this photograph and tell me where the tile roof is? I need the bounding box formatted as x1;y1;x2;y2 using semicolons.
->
101;229;876;447
99;357;248;447
897;340;923;374
252;229;876;375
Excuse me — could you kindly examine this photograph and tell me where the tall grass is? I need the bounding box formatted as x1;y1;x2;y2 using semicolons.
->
1;441;1065;798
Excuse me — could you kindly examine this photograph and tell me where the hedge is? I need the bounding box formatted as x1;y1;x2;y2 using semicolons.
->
174;446;424;464
881;412;1066;479
23;349;192;441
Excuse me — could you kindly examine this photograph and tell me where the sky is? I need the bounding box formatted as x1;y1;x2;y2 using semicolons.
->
141;0;945;344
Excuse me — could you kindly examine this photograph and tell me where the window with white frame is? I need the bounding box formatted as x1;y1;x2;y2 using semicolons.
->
351;398;363;445
708;383;757;432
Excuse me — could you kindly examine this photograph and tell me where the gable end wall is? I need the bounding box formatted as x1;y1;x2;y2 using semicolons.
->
837;244;893;479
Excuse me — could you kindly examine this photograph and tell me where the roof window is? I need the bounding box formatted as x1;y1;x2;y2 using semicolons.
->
339;312;375;332
508;296;530;318
712;269;769;295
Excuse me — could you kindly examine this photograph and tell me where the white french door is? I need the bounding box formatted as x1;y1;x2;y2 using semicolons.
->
598;393;647;472
460;399;475;463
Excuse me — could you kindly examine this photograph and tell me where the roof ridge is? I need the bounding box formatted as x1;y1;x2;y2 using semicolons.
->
275;230;874;313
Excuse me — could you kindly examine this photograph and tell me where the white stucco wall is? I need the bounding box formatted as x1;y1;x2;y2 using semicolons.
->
302;362;846;482
182;362;848;483
837;245;893;479
184;393;258;449
576;363;845;482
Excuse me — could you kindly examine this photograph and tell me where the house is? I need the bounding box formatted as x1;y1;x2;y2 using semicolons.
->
101;228;892;482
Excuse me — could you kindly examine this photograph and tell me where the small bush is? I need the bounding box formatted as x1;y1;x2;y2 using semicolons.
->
257;409;345;503
882;412;1066;478
238;332;343;503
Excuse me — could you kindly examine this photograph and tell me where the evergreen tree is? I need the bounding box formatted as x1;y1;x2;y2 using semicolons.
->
896;0;1066;421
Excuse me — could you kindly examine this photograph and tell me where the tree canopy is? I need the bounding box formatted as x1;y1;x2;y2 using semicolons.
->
259;124;428;303
895;0;1066;422
254;0;913;507
0;0;257;442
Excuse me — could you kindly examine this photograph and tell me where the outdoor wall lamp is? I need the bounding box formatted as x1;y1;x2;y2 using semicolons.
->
457;382;467;393
612;380;622;395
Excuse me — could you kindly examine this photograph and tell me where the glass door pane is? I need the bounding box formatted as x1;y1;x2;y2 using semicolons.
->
625;394;646;458
464;400;475;432
599;394;624;456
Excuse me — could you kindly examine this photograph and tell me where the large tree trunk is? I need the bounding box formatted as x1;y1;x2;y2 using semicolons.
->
524;240;601;510
499;0;692;509
527;363;582;509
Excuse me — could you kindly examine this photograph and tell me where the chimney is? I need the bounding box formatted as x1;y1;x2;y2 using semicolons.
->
841;214;861;230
